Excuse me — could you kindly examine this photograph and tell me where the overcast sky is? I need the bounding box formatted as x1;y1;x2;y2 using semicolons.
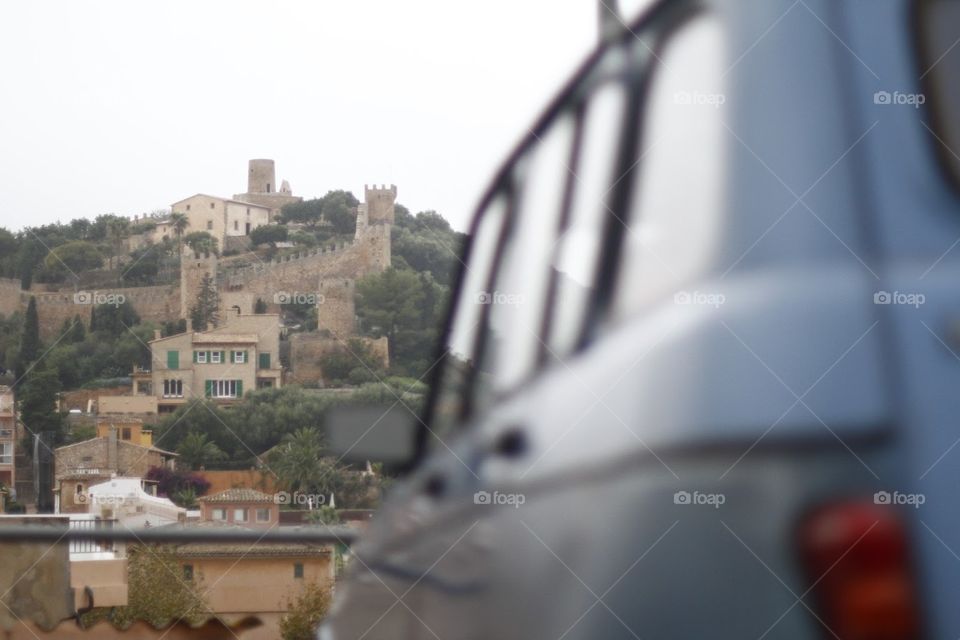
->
0;1;615;233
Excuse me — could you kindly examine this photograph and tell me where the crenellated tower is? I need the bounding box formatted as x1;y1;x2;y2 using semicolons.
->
354;184;396;276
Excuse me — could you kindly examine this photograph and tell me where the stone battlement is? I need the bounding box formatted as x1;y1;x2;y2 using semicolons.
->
364;184;398;197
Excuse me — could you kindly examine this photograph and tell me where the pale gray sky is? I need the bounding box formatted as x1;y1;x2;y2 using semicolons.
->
0;1;608;233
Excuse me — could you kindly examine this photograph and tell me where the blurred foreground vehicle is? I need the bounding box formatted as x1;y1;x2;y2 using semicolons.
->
323;0;960;638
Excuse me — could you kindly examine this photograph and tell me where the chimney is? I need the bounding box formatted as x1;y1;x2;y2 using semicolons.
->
154;329;162;340
107;427;118;472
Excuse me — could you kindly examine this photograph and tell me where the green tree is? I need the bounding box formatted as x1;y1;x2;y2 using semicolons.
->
183;231;218;256
280;190;358;233
42;240;104;280
103;545;211;629
391;209;466;286
89;300;140;335
189;273;220;330
17;365;64;445
268;427;380;508
320;190;359;234
279;580;332;640
169;212;189;255
269;428;328;497
176;432;227;470
355;268;424;357
317;338;384;385
105;217;130;270
249;224;288;246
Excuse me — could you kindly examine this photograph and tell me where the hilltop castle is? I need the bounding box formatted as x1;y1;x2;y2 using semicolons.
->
0;160;397;344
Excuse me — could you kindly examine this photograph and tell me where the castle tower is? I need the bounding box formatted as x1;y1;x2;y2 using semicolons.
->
235;159;301;216
355;185;396;276
317;278;355;338
364;184;397;226
180;252;218;322
247;159;276;194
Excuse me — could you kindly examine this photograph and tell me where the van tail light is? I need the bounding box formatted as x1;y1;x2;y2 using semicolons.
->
797;501;922;640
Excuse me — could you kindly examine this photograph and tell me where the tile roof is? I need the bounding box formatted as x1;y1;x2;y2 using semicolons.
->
199;488;275;503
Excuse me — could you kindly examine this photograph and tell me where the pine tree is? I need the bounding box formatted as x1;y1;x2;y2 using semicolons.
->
189;273;220;330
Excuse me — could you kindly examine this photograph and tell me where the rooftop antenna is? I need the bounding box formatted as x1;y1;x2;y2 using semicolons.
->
598;0;622;43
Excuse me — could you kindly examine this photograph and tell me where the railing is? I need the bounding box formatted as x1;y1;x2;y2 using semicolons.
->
69;519;115;556
0;524;358;545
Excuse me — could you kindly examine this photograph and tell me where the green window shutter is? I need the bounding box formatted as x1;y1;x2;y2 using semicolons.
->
167;351;179;370
193;351;198;364
236;380;243;397
243;350;248;364
220;350;226;362
205;380;213;397
259;353;270;369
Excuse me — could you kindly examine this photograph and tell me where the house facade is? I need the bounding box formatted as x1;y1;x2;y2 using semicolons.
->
172;525;333;640
0;386;14;487
133;313;283;413
54;429;177;513
170;194;273;251
198;488;279;529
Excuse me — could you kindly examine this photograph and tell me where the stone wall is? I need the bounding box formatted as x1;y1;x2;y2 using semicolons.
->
27;284;181;341
59;386;131;413
288;334;389;385
0;278;22;318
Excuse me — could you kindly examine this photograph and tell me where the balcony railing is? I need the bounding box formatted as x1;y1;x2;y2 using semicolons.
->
68;519;116;556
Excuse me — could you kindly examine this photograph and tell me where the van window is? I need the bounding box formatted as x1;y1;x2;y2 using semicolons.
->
547;84;628;356
474;117;576;405
428;197;508;440
609;15;726;322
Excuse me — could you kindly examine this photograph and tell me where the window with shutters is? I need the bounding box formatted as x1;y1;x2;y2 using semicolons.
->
166;350;179;369
258;352;271;369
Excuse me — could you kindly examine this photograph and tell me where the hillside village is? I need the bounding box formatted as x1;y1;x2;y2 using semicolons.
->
0;160;463;637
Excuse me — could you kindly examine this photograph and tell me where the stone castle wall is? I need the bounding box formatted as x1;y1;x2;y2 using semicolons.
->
0;278;21;318
288;334;389;385
27;284;180;340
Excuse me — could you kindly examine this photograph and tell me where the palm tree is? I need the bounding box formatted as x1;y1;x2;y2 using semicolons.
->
269;428;334;501
170;212;189;256
176;432;226;470
106;217;130;272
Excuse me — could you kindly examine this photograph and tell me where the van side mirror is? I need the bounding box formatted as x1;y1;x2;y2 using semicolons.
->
325;404;419;465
